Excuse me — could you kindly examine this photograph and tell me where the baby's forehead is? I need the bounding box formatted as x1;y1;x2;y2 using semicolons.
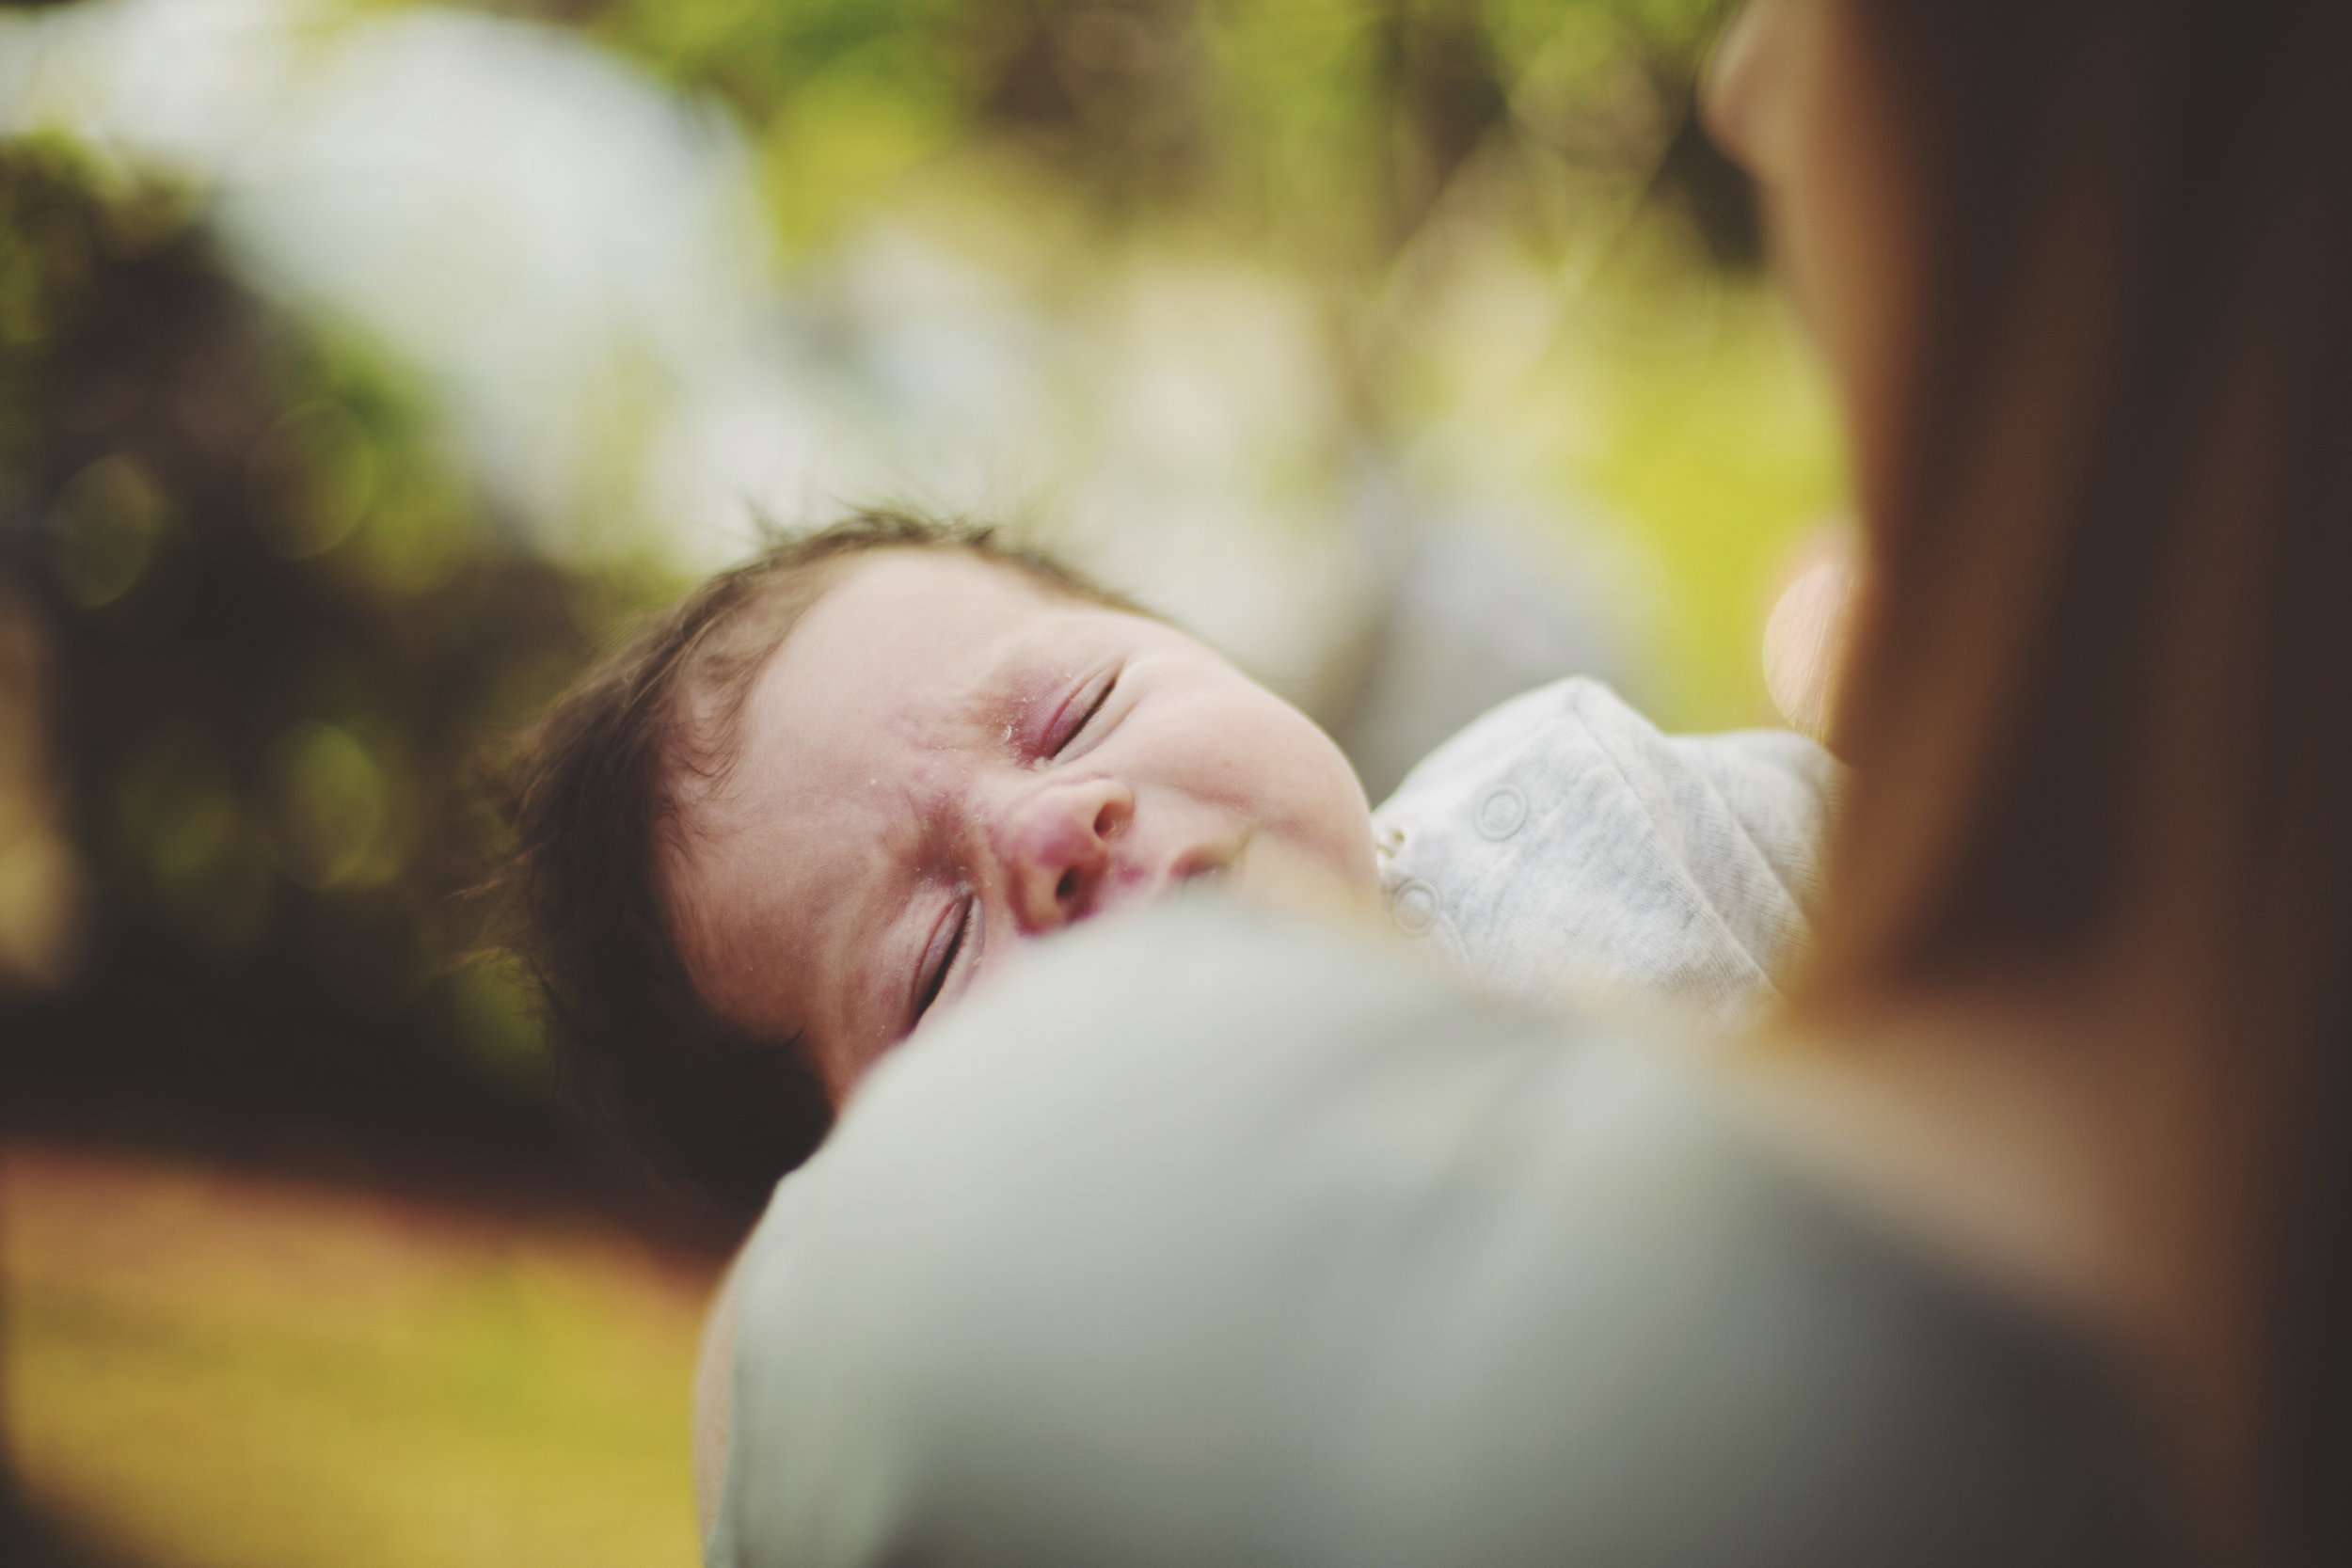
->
704;547;1070;746
814;552;1127;703
670;549;1101;858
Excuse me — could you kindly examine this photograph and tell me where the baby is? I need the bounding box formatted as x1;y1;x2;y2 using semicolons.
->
500;511;1834;1212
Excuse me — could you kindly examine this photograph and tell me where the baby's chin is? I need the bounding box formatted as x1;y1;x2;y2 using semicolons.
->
1214;833;1387;931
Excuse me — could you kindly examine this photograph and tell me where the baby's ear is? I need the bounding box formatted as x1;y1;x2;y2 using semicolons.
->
1764;525;1861;746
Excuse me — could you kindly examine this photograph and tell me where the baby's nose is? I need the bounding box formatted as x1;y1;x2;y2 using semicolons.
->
1000;776;1133;932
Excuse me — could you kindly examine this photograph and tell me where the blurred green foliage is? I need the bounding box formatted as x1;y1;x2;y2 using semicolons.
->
590;0;1737;259
0;12;1846;1562
0;0;1825;1089
0;0;1830;1165
572;0;1830;729
0;137;678;1125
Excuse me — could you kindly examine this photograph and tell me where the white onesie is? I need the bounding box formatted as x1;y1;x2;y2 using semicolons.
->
1370;677;1836;1023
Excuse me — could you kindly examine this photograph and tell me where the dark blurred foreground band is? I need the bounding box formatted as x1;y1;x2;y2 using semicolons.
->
707;899;2175;1568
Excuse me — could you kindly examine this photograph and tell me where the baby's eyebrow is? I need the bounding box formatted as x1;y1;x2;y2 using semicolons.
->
951;627;1061;739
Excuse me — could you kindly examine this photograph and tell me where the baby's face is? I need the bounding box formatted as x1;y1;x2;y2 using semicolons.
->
662;549;1378;1101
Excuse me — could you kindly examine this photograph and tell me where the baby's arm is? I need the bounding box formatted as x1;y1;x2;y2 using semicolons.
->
1372;677;1837;1022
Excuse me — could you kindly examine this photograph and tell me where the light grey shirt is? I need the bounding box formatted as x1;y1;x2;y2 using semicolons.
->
707;904;2169;1568
1371;678;1836;1022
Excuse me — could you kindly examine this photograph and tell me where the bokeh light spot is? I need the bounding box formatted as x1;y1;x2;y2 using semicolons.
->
0;830;84;990
267;722;389;892
111;724;274;952
451;959;550;1088
50;453;168;609
251;399;380;561
351;468;469;594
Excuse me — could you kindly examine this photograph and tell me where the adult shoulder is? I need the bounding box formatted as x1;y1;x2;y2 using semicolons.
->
713;899;2171;1568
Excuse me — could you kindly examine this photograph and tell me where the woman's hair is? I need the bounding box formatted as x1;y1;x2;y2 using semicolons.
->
491;510;1135;1214
1798;2;2352;1555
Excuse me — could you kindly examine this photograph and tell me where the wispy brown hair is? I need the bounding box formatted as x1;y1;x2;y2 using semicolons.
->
492;510;1133;1213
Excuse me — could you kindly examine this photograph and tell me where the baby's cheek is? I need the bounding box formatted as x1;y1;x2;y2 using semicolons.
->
1172;676;1362;850
1261;718;1376;882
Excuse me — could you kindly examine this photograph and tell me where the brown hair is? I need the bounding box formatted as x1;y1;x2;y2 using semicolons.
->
1797;2;2352;1557
493;510;1135;1213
